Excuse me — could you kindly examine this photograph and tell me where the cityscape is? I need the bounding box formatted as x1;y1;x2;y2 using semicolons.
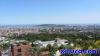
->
0;0;100;56
0;24;100;56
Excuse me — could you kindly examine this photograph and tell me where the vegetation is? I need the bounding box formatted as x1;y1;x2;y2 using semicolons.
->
0;43;10;56
10;33;100;56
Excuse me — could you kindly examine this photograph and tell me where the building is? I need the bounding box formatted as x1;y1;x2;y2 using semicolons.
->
33;40;55;48
1;50;10;56
55;38;69;46
33;38;69;48
10;43;32;56
0;37;6;42
55;50;61;56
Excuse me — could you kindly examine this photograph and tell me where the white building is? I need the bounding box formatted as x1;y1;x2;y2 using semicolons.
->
55;38;69;46
55;50;61;56
33;40;55;48
0;37;6;42
1;49;10;56
33;38;69;48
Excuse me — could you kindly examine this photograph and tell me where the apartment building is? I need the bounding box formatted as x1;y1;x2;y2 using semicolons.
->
10;43;32;56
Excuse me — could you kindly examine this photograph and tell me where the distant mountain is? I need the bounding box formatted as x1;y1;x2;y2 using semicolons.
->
0;24;100;29
38;24;66;27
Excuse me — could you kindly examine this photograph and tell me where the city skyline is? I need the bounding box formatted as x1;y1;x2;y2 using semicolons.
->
0;0;100;25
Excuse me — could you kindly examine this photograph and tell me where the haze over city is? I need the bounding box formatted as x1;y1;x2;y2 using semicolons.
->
0;0;100;25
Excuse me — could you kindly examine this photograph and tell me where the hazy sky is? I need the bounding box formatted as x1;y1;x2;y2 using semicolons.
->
0;0;100;25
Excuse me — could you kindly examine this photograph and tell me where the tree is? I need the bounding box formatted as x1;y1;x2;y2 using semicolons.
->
58;45;65;50
0;43;10;56
0;45;3;56
32;47;41;56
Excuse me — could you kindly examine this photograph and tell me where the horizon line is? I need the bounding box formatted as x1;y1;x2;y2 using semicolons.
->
0;24;100;25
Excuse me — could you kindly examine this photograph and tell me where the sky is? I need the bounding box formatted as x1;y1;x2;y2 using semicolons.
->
0;0;100;25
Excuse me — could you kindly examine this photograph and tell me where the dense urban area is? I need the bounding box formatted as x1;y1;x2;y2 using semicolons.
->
0;24;100;56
